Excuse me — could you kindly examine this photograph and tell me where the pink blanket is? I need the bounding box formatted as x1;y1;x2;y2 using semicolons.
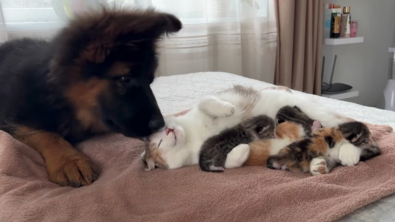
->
0;122;394;222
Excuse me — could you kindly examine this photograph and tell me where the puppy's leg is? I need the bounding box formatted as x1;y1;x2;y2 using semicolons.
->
225;144;250;168
198;95;235;118
14;126;97;187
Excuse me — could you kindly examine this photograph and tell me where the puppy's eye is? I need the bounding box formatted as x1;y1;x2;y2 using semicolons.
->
118;76;133;83
158;139;163;148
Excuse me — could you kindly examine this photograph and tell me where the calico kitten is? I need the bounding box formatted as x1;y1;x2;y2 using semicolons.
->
276;105;322;135
243;121;307;166
266;121;381;175
243;105;319;167
199;115;275;172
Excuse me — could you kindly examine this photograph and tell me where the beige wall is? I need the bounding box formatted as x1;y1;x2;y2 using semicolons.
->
322;0;395;108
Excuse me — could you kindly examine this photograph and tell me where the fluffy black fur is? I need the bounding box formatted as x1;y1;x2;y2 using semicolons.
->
0;9;182;187
0;9;182;143
199;115;275;172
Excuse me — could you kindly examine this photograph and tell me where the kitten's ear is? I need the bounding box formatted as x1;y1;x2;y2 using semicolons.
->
276;118;285;125
351;133;362;143
259;125;270;134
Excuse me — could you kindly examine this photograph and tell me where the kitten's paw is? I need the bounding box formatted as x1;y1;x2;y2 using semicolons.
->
266;157;288;170
209;166;225;172
310;157;328;175
225;144;250;168
339;143;361;166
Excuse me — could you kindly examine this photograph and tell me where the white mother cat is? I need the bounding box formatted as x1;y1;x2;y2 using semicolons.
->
142;85;349;171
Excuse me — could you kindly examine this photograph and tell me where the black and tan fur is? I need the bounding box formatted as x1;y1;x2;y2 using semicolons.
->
0;9;182;187
266;121;381;173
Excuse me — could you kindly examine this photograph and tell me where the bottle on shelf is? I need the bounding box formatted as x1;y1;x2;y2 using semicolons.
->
340;6;351;38
330;5;341;38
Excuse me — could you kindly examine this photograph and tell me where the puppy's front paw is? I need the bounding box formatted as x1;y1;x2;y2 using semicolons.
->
310;157;328;175
339;143;361;166
47;151;97;187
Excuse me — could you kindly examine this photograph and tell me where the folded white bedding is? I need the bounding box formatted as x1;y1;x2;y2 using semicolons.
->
152;72;395;129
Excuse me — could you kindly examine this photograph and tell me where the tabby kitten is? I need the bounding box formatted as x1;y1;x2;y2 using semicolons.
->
266;121;381;175
199;115;275;172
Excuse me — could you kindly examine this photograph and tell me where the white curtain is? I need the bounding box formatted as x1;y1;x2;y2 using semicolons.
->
0;0;277;83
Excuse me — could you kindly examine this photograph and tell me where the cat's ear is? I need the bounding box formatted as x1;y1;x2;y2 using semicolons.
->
293;106;302;112
145;159;156;171
351;133;362;143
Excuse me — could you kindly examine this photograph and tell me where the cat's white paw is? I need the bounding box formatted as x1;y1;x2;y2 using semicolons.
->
225;144;250;168
338;143;361;166
216;102;235;118
310;157;328;175
198;96;235;118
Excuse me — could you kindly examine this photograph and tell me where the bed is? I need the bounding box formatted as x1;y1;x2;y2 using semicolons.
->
0;72;395;222
153;72;395;222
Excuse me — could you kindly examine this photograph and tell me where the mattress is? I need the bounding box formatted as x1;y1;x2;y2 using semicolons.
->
151;72;395;222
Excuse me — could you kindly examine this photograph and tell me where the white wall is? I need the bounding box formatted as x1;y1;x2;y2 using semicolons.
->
322;0;395;107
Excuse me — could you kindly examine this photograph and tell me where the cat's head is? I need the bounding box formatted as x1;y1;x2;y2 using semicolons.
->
141;116;186;171
241;115;276;139
338;121;372;148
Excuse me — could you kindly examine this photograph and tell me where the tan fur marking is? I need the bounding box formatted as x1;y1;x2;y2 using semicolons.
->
244;140;271;166
108;62;131;77
64;78;109;132
144;143;169;169
275;122;303;140
14;126;96;186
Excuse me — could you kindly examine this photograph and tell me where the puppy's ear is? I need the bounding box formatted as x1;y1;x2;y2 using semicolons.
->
53;9;182;64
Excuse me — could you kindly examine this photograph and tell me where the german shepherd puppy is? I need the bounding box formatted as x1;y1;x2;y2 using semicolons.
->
0;9;182;187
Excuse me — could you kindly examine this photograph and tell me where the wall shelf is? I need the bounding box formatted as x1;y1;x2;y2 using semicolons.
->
322;89;359;100
324;37;364;45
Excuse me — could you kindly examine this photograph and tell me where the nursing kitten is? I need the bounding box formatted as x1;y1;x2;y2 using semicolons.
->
243;105;319;167
243;121;308;166
199;115;275;172
276;105;322;135
142;85;348;171
266;121;381;175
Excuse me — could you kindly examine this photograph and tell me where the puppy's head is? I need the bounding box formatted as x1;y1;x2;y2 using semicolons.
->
50;9;182;138
338;121;372;148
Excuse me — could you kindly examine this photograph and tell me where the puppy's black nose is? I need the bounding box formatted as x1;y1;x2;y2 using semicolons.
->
149;117;165;132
